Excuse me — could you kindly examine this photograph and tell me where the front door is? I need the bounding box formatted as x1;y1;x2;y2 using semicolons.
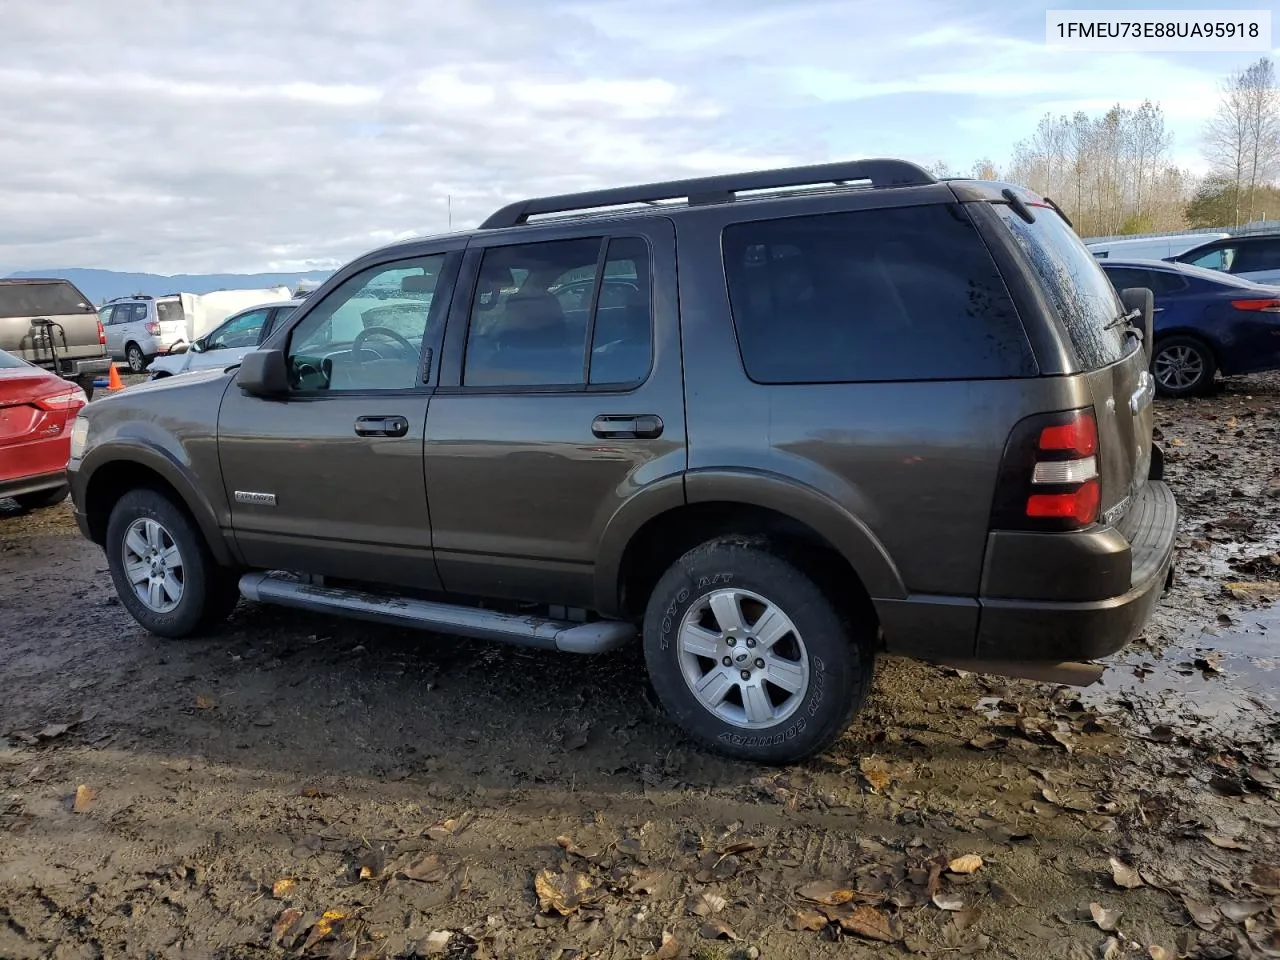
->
217;249;461;590
424;220;685;609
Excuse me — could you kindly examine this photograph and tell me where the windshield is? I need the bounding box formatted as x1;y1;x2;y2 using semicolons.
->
995;205;1129;370
0;281;96;319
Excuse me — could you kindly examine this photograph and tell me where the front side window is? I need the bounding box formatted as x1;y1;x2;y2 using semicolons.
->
287;256;446;392
207;309;270;350
463;236;652;388
724;204;1036;384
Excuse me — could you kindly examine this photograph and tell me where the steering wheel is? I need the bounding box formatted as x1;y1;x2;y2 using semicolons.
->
351;326;414;361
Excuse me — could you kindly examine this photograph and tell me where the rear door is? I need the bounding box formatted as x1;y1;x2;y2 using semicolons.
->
994;206;1152;520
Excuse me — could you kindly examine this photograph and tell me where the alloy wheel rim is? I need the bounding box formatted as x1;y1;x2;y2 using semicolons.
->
122;517;184;613
1153;345;1203;390
677;587;809;729
128;348;144;372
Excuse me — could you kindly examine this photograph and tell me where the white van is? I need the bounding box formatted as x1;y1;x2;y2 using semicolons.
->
1086;232;1230;261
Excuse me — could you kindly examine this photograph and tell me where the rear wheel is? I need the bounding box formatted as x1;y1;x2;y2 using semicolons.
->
105;489;240;638
1152;335;1215;397
13;485;69;510
642;536;874;763
126;343;147;373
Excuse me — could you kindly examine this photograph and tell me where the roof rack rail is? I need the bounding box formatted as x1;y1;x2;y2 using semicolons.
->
480;158;936;230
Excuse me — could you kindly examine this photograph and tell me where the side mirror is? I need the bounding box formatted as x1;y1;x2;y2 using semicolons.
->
188;339;204;354
1119;287;1154;361
236;348;290;396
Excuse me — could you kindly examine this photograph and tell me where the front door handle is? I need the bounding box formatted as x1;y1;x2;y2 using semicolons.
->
354;415;409;438
592;414;663;439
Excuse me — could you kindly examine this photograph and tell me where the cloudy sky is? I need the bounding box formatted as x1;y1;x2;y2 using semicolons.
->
0;0;1273;275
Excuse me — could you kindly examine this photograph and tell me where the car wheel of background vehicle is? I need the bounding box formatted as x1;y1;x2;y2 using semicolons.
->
642;535;874;764
105;488;240;638
152;371;171;379
126;344;147;373
1151;335;1215;398
13;485;69;510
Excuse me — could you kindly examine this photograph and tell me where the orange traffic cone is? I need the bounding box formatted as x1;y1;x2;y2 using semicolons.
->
108;364;125;391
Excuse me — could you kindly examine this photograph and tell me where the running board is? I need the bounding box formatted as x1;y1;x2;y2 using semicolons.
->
238;572;635;654
930;658;1105;687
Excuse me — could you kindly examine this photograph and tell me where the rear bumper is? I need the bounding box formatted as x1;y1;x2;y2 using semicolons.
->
881;480;1178;664
0;470;67;500
70;357;112;378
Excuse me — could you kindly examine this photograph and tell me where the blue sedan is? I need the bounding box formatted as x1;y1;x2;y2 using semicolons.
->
1100;258;1280;397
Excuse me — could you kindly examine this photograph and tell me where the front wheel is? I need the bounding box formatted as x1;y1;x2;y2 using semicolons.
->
1152;336;1215;397
105;489;240;638
643;536;874;764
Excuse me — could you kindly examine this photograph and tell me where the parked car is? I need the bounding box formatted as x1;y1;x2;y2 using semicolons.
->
1169;234;1280;285
66;160;1176;763
101;294;190;372
1099;258;1280;397
1087;232;1228;261
149;299;303;379
0;278;112;399
0;348;88;508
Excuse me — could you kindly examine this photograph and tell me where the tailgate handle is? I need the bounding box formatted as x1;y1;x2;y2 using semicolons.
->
1130;371;1154;415
354;415;409;438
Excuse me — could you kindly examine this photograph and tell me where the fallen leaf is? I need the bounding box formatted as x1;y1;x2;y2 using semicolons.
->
72;784;95;813
798;880;856;905
1110;858;1143;889
1049;730;1076;754
1225;582;1280;603
271;878;297;898
1090;903;1121;931
949;854;983;875
272;908;304;944
959;933;991;956
404;853;451;883
952;908;983;932
195;695;215;710
1148;947;1173;960
933;894;966;911
1248;864;1280;895
641;931;682;960
1205;835;1250;851
304;909;348;949
687;892;727;917
1196;653;1224;673
967;733;1007;750
789;909;828;931
534;868;598;915
421;930;452;955
1041;788;1063;805
718;839;758;855
298;786;329;798
1182;896;1219;930
1220;900;1269;922
859;757;892;791
1101;936;1122;960
627;869;663;896
427;811;474;840
357;848;385;880
837;904;900;942
698;920;740;941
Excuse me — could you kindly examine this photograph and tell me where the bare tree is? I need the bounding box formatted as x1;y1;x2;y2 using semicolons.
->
1204;57;1280;225
971;158;999;180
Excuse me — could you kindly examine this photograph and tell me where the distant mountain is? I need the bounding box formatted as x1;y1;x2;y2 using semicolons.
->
2;268;334;304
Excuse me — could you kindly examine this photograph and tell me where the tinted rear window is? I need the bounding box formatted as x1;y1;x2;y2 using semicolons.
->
994;206;1128;369
722;204;1036;384
0;281;95;319
157;301;185;323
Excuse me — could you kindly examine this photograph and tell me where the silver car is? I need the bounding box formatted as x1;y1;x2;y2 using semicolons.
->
101;295;190;372
148;299;303;379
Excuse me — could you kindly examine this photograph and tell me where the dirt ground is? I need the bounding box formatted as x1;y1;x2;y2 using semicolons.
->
2;376;1279;960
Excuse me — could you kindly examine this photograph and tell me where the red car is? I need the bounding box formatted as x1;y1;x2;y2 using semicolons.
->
0;348;88;509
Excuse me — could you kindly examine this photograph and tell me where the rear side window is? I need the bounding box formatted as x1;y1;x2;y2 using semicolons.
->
994;206;1128;370
0;281;95;319
723;204;1036;384
1232;240;1280;273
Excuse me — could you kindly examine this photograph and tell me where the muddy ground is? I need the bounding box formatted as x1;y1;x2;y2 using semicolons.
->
1;376;1279;960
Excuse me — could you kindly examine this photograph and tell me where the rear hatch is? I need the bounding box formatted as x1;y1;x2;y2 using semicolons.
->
993;204;1153;523
155;298;189;345
0;280;104;367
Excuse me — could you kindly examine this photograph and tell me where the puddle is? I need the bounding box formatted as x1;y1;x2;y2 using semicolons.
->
1085;603;1280;739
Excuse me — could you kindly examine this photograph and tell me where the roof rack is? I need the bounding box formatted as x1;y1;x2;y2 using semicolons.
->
480;158;936;230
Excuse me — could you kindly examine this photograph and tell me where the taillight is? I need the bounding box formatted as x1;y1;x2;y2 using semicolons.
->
97;320;107;345
1230;299;1280;312
145;321;161;335
990;409;1101;532
33;387;87;412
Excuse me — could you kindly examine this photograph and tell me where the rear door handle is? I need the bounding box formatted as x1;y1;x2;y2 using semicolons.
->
354;415;409;438
592;414;663;439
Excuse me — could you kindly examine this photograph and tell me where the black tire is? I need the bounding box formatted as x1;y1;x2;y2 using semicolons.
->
642;536;874;764
1151;335;1215;398
105;488;240;638
126;343;148;373
13;485;69;510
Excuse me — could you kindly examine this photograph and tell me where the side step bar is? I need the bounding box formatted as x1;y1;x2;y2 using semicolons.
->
238;572;635;654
